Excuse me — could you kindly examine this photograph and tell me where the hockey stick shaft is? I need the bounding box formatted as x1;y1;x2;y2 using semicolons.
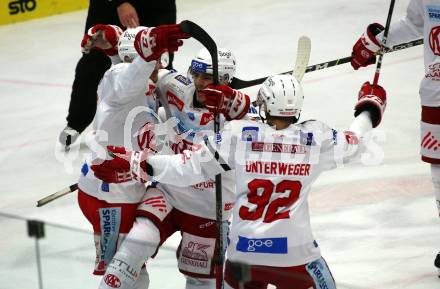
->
180;20;224;289
36;183;78;207
230;38;423;89
373;0;396;85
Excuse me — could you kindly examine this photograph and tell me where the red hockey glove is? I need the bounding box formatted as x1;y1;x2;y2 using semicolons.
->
81;24;123;56
351;23;384;70
91;159;133;183
203;85;250;120
91;146;151;183
134;24;190;62
354;81;387;128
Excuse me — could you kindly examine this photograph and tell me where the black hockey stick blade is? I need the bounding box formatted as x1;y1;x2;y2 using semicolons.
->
230;38;423;89
180;20;219;85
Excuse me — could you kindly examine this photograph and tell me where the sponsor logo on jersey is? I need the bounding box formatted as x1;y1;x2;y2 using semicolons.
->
104;274;121;288
99;208;121;267
192;180;215;190
179;233;215;274
174;74;192;86
251;141;306;154
236;236;288;254
429;26;440;56
421;131;440;151
299;131;316;146
427;6;440;22
8;0;36;15
241;126;259;142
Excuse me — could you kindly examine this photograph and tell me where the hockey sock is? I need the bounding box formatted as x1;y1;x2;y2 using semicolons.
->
133;267;150;289
185;276;216;289
99;217;160;289
431;164;440;217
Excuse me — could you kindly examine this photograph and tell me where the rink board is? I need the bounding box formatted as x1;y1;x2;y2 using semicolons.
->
0;0;88;25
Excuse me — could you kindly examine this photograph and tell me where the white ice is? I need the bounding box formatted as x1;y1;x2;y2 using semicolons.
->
0;0;439;288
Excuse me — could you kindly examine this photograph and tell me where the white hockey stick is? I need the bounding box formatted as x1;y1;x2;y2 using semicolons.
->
292;36;311;82
36;183;78;207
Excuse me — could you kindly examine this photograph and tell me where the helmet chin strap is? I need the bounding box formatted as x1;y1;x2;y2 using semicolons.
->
258;104;267;123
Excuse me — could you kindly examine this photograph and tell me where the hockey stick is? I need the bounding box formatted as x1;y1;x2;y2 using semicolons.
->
36;183;78;207
373;0;396;85
292;36;311;82
180;20;225;289
230;38;423;89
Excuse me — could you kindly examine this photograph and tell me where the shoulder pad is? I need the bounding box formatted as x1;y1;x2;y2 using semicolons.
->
297;119;331;132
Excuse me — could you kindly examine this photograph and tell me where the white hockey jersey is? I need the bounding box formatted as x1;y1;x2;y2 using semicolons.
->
78;57;159;203
153;70;236;220
147;117;372;266
379;0;440;106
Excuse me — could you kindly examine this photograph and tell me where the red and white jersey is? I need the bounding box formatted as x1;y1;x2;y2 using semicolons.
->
153;70;235;220
148;117;371;266
379;0;440;106
79;57;158;203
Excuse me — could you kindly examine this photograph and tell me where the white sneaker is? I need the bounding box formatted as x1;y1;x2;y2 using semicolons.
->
58;126;79;148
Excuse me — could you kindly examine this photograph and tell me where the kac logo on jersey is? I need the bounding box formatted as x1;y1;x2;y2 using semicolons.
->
236;236;288;254
241;126;259;142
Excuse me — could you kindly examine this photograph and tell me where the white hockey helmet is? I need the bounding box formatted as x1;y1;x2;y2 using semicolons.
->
189;47;236;83
118;26;147;62
257;74;304;119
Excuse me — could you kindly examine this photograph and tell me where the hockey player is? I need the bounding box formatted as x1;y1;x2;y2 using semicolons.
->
91;47;251;289
350;0;440;274
75;23;189;289
91;74;387;289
